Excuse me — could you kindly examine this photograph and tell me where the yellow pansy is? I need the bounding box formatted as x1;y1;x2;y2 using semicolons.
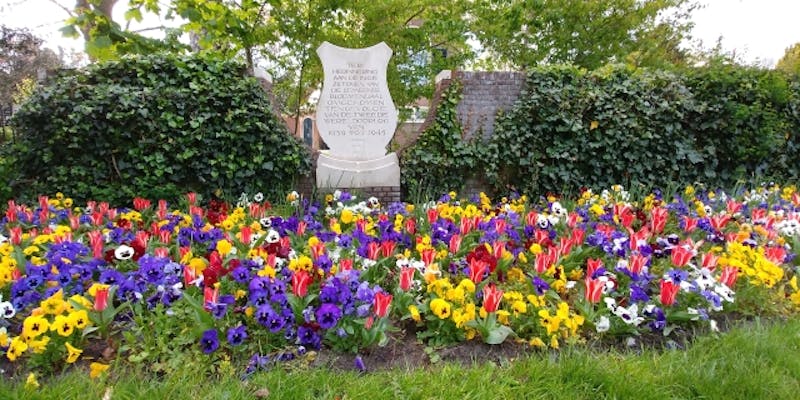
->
65;342;83;363
216;239;233;256
429;298;451;320
90;362;110;379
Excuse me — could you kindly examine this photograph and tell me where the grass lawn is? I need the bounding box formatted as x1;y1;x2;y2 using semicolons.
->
3;318;799;400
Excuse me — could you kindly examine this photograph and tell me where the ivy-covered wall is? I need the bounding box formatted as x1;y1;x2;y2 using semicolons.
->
402;65;800;198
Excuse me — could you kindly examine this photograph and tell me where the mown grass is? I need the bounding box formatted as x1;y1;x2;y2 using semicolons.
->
3;318;799;400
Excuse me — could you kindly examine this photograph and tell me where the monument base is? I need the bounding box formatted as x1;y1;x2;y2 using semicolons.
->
316;152;400;188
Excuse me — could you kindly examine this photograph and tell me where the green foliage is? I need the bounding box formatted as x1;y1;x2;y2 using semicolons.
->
470;0;697;69
7;54;310;205
777;42;800;75
400;82;483;198
485;64;800;196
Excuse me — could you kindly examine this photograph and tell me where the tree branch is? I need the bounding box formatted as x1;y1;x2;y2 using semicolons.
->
46;0;75;17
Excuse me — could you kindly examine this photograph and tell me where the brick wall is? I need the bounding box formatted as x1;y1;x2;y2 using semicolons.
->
412;70;528;195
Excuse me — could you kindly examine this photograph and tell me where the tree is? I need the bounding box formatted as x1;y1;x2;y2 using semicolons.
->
776;43;800;75
0;25;62;106
469;0;699;69
159;0;474;118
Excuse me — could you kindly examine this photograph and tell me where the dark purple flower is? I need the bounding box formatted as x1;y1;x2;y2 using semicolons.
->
629;284;650;303
315;303;342;329
531;276;550;295
227;325;248;346
200;329;220;354
354;355;366;372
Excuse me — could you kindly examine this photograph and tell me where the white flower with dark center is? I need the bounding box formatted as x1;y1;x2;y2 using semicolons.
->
604;297;618;312
265;229;280;244
368;197;380;209
260;217;272;228
115;244;135;260
714;284;735;303
551;202;567;218
536;215;550;229
595;316;610;333
614;304;644;326
0;234;7;244
0;297;15;319
253;192;264;202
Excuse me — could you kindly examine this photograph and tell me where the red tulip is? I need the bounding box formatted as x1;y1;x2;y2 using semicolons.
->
133;197;151;211
5;200;17;223
629;227;650;251
367;241;380;261
339;258;353;271
671;246;693;267
239;226;252;245
8;226;21;245
494;219;507;234
525;211;538;227
427;208;438;224
449;234;462;254
94;287;109;312
297;221;307;236
405;218;416;234
701;252;719;271
726;200;742;215
659;279;680;306
650;207;668;234
584;277;604;303
682;216;698;232
399;267;415;291
186;192;197;206
719;266;739;288
628;253;647;275
373;292;393;318
586;258;603;278
764;246;786;264
292;270;312;297
380;240;396;258
710;214;731;232
421;248;436;267
468;259;488;284
482;284;503;313
570;228;585;247
557;237;572;258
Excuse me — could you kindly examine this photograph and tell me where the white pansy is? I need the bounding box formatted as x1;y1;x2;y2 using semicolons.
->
333;190;342;201
714;284;735;303
614;304;644;326
253;192;264;202
0;299;15;319
114;244;135;260
595;316;610;333
265;229;280;244
603;297;617;312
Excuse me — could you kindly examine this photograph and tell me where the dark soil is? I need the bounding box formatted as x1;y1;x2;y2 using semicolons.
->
312;312;780;373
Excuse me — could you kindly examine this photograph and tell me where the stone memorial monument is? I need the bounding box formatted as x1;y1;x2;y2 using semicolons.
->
315;41;400;189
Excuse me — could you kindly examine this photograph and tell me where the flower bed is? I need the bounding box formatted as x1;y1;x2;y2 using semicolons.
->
1;185;800;382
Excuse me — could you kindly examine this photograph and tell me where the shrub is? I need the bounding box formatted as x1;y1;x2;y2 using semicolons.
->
6;53;311;205
484;64;800;196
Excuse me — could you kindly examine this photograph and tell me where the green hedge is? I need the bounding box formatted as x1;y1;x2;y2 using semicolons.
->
5;54;311;205
482;64;800;196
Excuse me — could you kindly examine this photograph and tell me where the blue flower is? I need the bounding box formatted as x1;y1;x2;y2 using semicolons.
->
227;325;248;346
200;329;220;354
315;303;342;329
531;276;550;295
